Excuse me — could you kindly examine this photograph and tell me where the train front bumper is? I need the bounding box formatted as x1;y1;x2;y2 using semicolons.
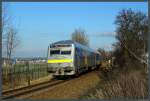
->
48;67;75;75
47;62;75;75
54;69;75;76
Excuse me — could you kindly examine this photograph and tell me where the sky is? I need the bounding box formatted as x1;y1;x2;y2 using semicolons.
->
2;2;148;58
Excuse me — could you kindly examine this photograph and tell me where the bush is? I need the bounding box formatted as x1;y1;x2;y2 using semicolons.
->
86;68;148;99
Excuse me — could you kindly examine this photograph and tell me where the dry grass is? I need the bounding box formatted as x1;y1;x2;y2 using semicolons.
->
17;71;101;99
85;66;148;99
2;75;52;92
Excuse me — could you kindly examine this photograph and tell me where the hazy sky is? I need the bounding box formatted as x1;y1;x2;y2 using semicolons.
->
2;2;148;58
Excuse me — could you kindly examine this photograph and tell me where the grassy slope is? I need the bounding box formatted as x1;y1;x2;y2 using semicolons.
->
81;63;148;99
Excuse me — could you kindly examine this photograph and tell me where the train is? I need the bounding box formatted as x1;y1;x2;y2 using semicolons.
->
47;40;102;77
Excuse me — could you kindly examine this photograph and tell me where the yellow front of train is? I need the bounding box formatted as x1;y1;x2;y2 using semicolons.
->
47;44;75;76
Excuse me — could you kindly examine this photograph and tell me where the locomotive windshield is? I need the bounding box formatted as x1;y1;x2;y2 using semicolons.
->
49;43;72;56
61;51;71;55
50;50;60;55
50;50;71;55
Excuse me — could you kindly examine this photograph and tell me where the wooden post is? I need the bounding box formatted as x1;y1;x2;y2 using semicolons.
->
38;65;39;79
13;65;15;89
26;61;30;86
10;65;13;89
32;68;33;80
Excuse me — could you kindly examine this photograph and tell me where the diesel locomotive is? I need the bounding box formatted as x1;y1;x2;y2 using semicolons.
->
47;40;102;76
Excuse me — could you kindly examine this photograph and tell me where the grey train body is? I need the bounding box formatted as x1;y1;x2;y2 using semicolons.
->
47;40;102;76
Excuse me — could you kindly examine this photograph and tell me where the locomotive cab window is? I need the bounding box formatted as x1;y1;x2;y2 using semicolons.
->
50;50;60;55
61;51;71;55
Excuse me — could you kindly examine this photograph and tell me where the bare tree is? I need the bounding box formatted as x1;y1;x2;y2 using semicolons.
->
3;26;20;89
98;48;106;60
2;4;20;65
71;28;89;46
2;4;19;89
6;27;19;65
98;48;111;61
114;9;148;67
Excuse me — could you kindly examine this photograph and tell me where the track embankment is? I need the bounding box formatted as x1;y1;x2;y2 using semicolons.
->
17;70;102;99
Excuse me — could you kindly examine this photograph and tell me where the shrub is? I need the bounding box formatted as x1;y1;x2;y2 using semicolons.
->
86;68;148;99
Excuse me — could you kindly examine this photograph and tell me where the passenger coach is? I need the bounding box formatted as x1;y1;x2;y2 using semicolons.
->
47;40;102;76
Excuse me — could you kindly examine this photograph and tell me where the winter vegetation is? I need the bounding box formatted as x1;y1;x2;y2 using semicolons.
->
83;9;148;99
2;3;148;100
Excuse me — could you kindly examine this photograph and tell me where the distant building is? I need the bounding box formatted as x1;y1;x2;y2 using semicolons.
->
15;57;47;64
2;58;14;67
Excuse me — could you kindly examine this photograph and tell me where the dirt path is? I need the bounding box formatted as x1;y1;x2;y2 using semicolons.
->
17;70;102;99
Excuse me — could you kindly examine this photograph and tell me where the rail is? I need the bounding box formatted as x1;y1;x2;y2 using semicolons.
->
2;78;69;99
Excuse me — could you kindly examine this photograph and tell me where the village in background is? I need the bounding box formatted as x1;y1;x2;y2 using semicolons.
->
2;57;47;66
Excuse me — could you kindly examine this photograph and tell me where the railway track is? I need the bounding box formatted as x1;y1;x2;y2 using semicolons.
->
2;70;98;99
1;78;70;99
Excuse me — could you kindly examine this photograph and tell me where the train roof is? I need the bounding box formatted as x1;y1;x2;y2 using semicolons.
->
51;40;75;45
50;40;99;54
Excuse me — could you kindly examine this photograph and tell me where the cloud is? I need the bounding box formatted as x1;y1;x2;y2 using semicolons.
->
98;32;116;37
90;32;116;38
